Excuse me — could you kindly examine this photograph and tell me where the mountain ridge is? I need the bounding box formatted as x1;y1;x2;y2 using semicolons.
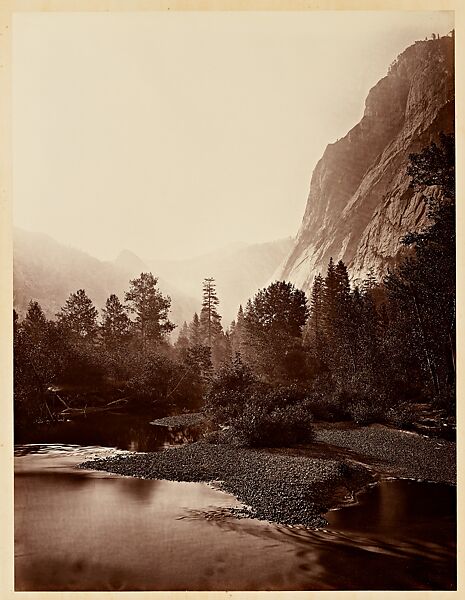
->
13;227;292;328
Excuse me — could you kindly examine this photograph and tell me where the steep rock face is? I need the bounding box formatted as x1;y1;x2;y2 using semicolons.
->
278;35;454;290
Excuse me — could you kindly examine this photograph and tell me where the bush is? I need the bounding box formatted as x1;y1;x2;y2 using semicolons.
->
124;352;176;406
204;356;259;424
305;390;351;421
385;403;416;428
347;397;382;425
233;393;314;447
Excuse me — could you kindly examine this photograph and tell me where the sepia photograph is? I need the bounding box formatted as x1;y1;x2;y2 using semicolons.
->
6;4;457;594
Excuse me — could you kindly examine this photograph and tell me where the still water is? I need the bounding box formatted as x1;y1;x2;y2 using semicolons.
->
15;413;456;591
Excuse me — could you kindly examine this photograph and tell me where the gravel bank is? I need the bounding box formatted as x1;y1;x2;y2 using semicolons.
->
79;423;455;527
79;440;373;527
150;413;207;427
315;425;456;484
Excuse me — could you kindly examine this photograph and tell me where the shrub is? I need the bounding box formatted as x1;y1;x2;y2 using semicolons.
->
347;397;382;425
204;356;259;424
385;403;416;428
305;389;352;421
124;352;176;406
233;393;314;447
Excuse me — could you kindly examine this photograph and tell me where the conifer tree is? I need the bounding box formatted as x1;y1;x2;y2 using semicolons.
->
322;257;338;335
230;304;245;356
199;278;223;346
56;289;99;340
361;268;378;294
175;321;190;352
22;301;48;338
188;313;201;346
125;272;175;351
101;294;131;348
16;301;69;418
305;274;324;351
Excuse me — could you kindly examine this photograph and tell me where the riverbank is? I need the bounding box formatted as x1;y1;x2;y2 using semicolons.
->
315;424;456;484
79;423;456;527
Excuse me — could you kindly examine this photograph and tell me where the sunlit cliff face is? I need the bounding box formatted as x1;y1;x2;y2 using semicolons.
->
277;35;454;291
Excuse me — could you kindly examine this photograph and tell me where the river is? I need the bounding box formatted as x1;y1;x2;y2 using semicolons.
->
14;412;456;591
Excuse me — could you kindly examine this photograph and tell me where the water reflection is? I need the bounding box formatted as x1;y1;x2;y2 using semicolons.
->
14;413;456;591
15;411;210;452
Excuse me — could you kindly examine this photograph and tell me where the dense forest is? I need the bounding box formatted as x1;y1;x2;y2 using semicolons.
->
14;135;455;445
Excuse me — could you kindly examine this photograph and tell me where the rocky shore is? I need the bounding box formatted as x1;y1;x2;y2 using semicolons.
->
315;425;456;484
79;424;456;527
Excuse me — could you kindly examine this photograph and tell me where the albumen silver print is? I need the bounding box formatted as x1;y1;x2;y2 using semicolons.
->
10;6;456;593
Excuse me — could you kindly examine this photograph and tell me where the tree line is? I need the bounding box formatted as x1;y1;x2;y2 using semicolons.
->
14;134;455;437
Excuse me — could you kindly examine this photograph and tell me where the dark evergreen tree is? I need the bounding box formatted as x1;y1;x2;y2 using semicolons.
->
321;257;338;335
199;278;227;368
15;302;71;423
101;294;131;348
99;294;133;380
361;268;378;294
56;289;99;341
125;272;175;351
199;278;223;346
318;259;354;376
188;312;201;347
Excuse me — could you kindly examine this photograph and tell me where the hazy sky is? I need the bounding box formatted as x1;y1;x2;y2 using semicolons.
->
13;11;453;261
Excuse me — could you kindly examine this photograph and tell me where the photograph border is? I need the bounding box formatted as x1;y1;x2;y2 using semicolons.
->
1;0;462;598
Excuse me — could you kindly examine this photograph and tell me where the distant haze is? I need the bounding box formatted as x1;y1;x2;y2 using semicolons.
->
13;11;453;261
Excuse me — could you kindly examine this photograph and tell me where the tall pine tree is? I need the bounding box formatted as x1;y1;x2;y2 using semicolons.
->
199;278;223;346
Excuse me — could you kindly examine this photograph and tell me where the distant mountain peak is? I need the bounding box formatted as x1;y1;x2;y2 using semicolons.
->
114;249;149;274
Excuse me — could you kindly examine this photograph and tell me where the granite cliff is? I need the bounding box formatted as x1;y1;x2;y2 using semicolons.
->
277;34;454;291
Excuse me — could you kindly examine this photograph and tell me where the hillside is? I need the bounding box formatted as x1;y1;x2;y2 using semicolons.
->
14;229;292;329
13;228;198;327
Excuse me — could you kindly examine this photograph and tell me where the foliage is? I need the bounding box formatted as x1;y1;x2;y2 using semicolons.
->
386;403;416;429
101;294;132;347
199;278;222;345
347;398;383;425
125;272;175;350
124;351;176;406
14;135;455;433
229;305;245;356
205;354;258;423
56;289;99;341
232;391;314;447
242;281;309;383
174;322;190;354
188;313;201;346
385;133;455;407
199;277;230;368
